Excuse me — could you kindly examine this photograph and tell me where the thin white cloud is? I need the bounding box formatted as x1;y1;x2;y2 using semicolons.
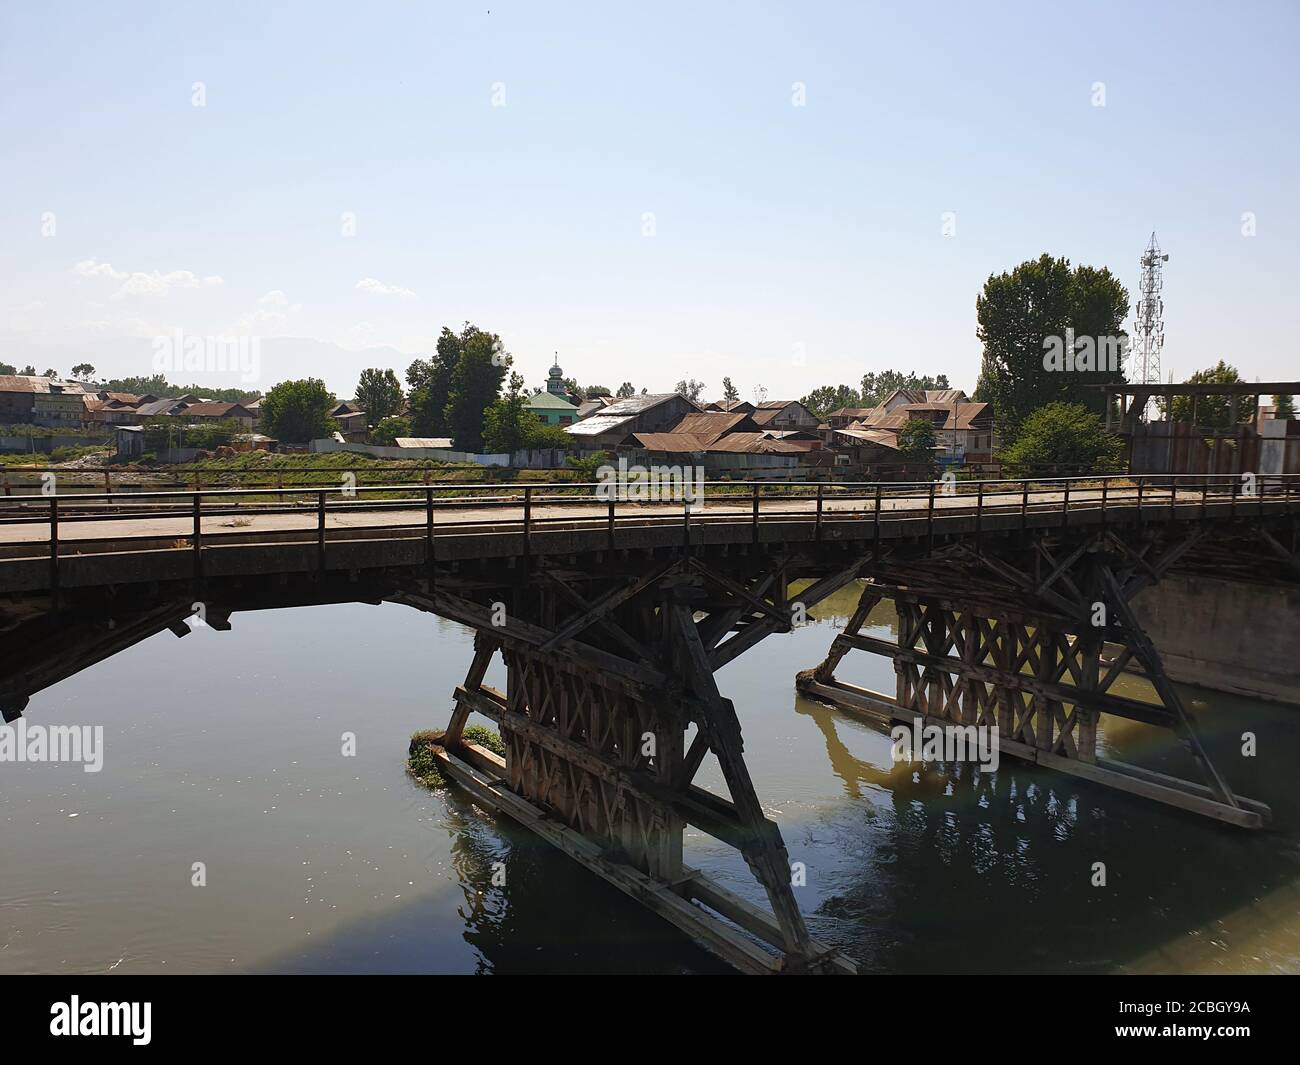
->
71;258;224;299
257;290;290;307
355;277;415;298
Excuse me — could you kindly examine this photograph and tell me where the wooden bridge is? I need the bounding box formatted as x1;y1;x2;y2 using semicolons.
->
1;472;1297;973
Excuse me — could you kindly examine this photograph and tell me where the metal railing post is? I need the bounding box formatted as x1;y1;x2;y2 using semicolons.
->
1020;479;1029;530
49;495;59;606
524;486;532;555
1062;478;1070;528
193;492;202;581
974;480;984;550
426;486;435;588
926;481;935;552
815;482;823;541
607;489;615;551
317;490;326;571
752;484;760;544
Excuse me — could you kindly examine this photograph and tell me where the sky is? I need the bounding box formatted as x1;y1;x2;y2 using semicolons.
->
1;0;1297;401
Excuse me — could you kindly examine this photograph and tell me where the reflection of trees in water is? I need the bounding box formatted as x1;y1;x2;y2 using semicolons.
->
438;789;727;974
797;697;1298;974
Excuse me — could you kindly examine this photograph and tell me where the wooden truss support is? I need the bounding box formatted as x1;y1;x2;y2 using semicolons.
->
422;568;856;974
797;552;1270;829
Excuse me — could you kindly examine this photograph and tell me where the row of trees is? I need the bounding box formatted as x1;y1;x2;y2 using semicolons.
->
800;371;954;420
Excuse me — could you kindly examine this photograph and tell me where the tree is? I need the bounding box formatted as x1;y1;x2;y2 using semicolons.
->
675;379;705;403
999;402;1125;475
260;378;336;443
43;368;58;378
372;415;411;445
0;362;15;375
482;372;536;454
585;384;611;398
355;368;403;424
1275;394;1295;420
722;377;740;403
616;382;636;398
801;384;861;420
443;323;509;452
973;254;1129;442
860;370;949;407
896;418;937;461
1166;361;1255;429
20;365;36;375
405;327;463;436
71;363;95;381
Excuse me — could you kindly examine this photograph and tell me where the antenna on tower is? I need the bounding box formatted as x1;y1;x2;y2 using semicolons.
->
1132;232;1169;421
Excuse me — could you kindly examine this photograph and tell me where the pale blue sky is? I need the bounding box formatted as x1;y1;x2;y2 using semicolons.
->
1;0;1296;398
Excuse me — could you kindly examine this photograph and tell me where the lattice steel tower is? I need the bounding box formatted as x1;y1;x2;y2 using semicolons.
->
1132;232;1169;420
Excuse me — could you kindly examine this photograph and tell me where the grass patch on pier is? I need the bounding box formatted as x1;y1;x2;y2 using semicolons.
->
407;725;505;790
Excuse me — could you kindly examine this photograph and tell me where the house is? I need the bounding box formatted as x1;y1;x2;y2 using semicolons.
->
825;407;878;429
134;397;192;420
31;381;87;428
577;395;617;419
526;390;579;426
565;393;700;451
0;375;86;426
666;411;760;443
114;424;145;459
845;389;995;464
179;401;255;431
748;400;819;431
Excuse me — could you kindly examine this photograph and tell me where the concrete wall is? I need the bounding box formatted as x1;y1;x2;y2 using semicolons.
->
307;438;571;468
0;434;111;452
1133;573;1300;705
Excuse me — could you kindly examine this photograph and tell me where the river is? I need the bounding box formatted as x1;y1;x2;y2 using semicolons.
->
2;583;1298;974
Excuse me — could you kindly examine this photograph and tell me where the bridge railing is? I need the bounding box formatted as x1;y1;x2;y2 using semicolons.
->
4;473;1297;587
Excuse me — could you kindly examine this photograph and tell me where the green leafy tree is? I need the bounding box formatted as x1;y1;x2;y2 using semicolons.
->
20;364;36;375
0;362;16;375
372;415;411;445
999;402;1125;475
616;382;636;399
860;370;950;407
674;379;705;403
722;377;740;403
405;327;463;436
528;422;571;447
973;254;1129;442
585;384;611;398
1275;393;1295;419
43;368;58;378
355;368;403;423
260;378;336;443
443;323;509;452
801;384;862;419
1165;361;1255;428
71;363;95;381
482;372;537;453
565;450;608;477
897;418;937;459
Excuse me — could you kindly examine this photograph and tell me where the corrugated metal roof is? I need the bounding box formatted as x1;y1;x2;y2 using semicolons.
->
669;411;751;443
598;393;688;416
0;375;85;394
632;432;710;452
394;437;454;449
565;414;636;436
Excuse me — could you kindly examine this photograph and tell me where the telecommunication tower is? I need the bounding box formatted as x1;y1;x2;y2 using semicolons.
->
1132;232;1168;420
